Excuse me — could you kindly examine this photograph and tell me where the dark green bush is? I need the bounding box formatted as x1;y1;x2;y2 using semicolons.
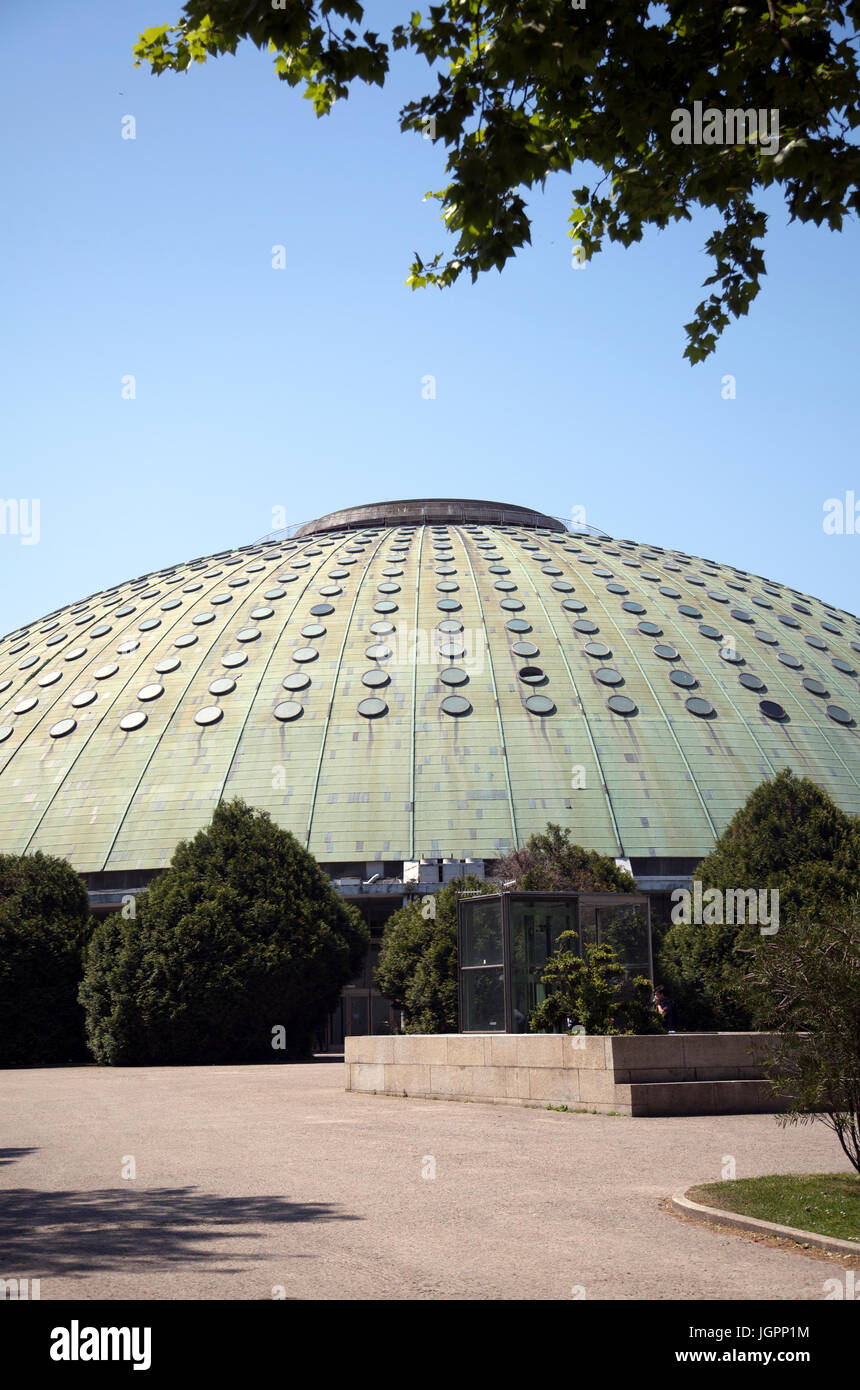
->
658;769;860;1031
80;799;369;1063
375;877;490;1033
0;851;93;1065
530;935;662;1036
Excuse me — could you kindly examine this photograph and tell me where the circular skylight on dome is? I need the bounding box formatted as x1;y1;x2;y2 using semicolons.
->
518;665;545;685
212;594;233;605
755;631;778;645
371;620;396;635
301;624;326;638
49;718;77;738
292;646;319;663
826;704;854;725
358;697;388;718
685;696;714;717
562;599;587;613
583;641;612;658
551;581;575;593
595;667;624;686
37;671;62;687
192;613;215;625
833;659;856;675
195;705;224;726
678;605;701;619
438;619;463;634
606;695;636;716
500;599;525;611
366;643;393;661
525;694;555;715
18;654;38;670
437;600;462;612
375;601;398;614
653;643;679;660
137;683;164;702
759;700;787;720
805;635;827;650
209;677;236;696
698;625;722;640
573;619;598;634
802;677;829;696
638;622;662;636
91;624;112;637
175;634;199;648
778;652;802;669
739;672;766;691
0;726;14;743
670;669;698;688
622;601;646;615
273;701;303;721
14;696;38;715
282;673;311;692
494;580;517;592
511;641;539;657
362;669;390;688
236;627;261;643
222;653;248;669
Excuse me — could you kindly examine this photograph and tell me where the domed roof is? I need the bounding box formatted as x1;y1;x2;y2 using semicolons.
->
0;499;857;872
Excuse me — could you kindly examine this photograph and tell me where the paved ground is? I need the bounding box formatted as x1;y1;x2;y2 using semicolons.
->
0;1060;853;1300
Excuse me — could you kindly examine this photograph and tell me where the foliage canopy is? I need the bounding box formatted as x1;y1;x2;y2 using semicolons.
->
492;822;636;893
80;798;368;1063
136;2;860;360
745;902;860;1176
375;875;491;1032
0;851;93;1065
530;934;661;1035
658;768;860;1029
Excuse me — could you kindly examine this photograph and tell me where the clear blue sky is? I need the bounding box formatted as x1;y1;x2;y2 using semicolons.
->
1;0;857;637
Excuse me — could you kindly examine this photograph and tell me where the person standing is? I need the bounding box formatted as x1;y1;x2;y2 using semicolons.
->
653;985;678;1033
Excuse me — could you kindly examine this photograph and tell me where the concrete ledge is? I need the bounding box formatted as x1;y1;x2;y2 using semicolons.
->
345;1034;790;1116
671;1188;860;1257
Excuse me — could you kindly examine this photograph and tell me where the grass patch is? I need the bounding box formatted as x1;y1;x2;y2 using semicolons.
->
687;1173;860;1243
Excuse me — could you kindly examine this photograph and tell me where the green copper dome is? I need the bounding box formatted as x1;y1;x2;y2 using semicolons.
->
0;499;857;875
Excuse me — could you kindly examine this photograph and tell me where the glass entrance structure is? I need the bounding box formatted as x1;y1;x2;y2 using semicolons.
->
457;891;652;1033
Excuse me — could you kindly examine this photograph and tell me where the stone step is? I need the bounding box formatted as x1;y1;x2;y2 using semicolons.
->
628;1078;788;1118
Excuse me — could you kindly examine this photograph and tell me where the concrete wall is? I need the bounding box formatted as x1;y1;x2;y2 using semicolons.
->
344;1033;788;1117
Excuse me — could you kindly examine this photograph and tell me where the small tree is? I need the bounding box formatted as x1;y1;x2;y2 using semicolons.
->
658;769;860;1030
0;851;94;1065
374;877;491;1033
80;799;368;1063
530;934;662;1036
492;824;636;894
744;904;860;1176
